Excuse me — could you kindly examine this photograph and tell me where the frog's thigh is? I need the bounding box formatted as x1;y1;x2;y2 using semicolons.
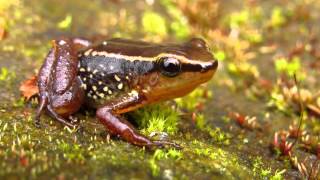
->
50;77;84;117
36;38;84;126
96;93;154;146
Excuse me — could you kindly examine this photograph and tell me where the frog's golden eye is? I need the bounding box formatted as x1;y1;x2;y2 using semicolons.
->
159;57;181;77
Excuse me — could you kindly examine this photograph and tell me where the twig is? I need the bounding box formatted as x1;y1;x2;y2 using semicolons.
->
291;74;304;150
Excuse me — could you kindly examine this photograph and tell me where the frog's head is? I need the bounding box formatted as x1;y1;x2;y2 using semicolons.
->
142;38;218;102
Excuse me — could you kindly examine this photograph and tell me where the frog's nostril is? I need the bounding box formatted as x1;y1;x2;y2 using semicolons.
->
201;60;218;72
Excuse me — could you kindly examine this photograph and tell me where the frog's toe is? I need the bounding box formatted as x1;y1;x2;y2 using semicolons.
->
149;131;169;141
33;118;50;129
151;140;182;149
46;105;76;128
34;120;41;128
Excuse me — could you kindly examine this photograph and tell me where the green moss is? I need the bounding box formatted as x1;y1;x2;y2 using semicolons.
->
131;104;179;135
228;10;250;29
0;67;16;81
13;97;25;108
194;113;205;129
244;30;263;44
252;157;269;177
175;87;212;111
142;11;167;37
57;141;86;162
148;158;160;176
176;87;229;145
250;156;286;179
274;56;304;79
189;140;248;177
166;149;182;159
58;14;72;30
227;62;260;78
207;127;230;145
148;149;182;176
267;87;289;113
223;6;264;44
269;7;287;28
270;169;286;180
160;0;190;39
214;50;226;62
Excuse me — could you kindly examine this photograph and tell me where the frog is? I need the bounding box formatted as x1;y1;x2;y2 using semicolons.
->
34;37;218;148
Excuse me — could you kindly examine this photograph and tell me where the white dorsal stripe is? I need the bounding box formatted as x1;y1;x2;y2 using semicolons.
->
87;51;213;66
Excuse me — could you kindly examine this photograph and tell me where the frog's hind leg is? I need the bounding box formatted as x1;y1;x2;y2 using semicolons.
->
35;38;89;127
35;48;55;127
96;92;180;148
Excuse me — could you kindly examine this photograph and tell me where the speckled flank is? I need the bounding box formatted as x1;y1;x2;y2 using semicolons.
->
77;52;155;102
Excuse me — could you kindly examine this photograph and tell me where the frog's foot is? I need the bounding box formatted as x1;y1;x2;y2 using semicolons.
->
97;107;179;148
148;132;181;149
46;106;78;128
35;38;90;128
150;140;182;149
34;95;78;128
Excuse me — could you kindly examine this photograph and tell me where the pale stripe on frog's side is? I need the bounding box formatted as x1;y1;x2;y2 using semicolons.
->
83;49;214;68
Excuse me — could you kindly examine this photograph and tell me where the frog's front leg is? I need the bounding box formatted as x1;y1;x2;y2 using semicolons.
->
35;38;89;127
96;91;180;148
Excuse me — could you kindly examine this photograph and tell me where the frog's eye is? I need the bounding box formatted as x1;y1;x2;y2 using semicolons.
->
159;57;181;77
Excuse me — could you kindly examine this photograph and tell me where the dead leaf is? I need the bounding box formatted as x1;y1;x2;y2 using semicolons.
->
0;27;6;40
307;104;320;117
19;75;39;100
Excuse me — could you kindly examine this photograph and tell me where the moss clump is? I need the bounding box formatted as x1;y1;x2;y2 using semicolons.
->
148;149;182;176
57;142;85;162
142;11;167;37
175;87;212;111
0;67;16;82
269;6;288;28
57;14;72;30
249;156;285;179
130;103;179;135
160;0;190;40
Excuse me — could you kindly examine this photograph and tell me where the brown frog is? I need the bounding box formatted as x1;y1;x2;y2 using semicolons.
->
33;37;218;148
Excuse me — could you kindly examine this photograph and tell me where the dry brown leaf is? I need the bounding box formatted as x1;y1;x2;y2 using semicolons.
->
19;75;39;100
307;104;320;117
0;26;6;40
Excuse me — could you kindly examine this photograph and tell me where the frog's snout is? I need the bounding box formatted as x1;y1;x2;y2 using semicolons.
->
200;60;218;73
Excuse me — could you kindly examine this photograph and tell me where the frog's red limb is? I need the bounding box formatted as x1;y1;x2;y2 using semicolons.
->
96;92;180;148
20;39;91;101
35;48;55;126
35;38;90;127
46;105;75;127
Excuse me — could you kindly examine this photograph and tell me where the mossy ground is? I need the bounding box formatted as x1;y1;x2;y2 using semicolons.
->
1;0;320;179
